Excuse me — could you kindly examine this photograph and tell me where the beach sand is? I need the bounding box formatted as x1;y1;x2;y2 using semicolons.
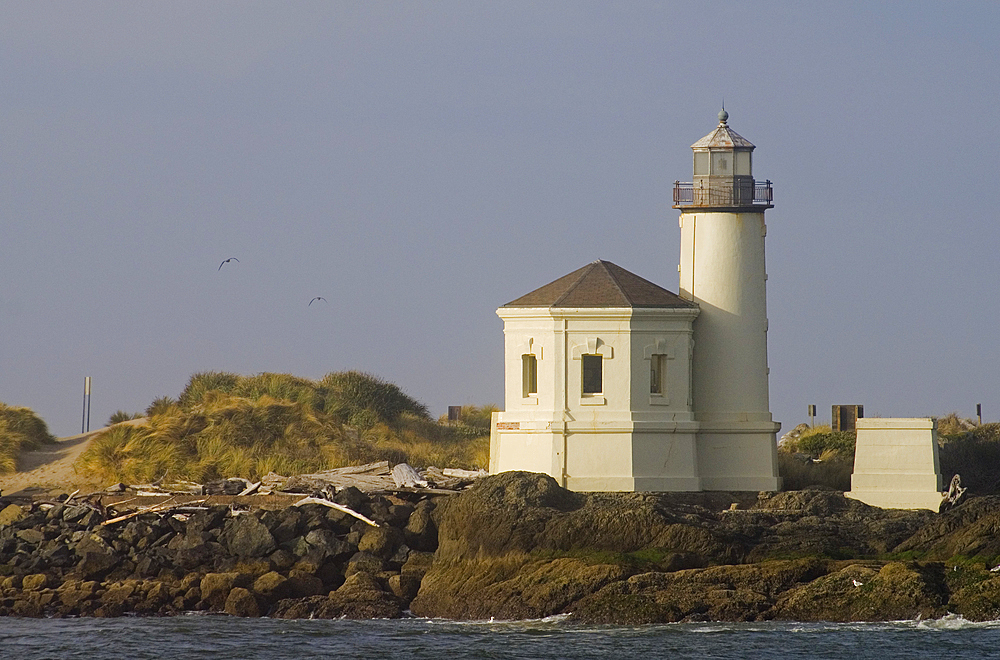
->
0;429;107;497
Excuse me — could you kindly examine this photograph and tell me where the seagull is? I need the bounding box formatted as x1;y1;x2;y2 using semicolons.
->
309;297;327;306
218;257;239;270
852;579;864;587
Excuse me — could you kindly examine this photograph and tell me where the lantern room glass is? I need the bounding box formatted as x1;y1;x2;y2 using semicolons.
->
735;150;752;176
711;152;730;175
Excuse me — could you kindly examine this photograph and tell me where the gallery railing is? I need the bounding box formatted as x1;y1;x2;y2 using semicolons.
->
673;180;773;207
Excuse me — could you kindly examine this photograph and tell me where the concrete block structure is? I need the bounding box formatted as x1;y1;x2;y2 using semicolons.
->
847;418;944;510
490;110;782;492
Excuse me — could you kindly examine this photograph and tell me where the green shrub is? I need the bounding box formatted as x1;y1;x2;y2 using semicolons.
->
0;403;56;474
777;425;855;491
796;431;856;460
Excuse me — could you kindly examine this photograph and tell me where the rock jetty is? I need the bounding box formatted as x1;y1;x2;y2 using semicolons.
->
6;471;1000;622
0;486;440;618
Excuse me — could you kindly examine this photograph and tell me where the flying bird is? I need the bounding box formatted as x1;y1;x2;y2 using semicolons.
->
218;257;239;270
309;297;327;306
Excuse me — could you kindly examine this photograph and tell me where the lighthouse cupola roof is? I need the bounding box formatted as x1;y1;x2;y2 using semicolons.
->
691;109;755;151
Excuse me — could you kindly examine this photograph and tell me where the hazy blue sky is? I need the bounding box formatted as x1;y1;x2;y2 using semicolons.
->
2;1;998;437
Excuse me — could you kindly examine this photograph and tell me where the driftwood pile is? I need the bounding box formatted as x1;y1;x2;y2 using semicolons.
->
103;461;485;499
80;462;485;522
272;461;486;495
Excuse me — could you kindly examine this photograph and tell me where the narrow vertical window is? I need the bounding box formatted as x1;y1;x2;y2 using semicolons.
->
582;355;602;394
650;354;664;395
522;354;537;397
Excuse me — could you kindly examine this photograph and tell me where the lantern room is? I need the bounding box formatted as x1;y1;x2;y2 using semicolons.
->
675;109;771;209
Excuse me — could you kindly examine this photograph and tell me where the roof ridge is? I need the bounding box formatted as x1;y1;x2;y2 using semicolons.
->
595;260;633;305
550;261;597;307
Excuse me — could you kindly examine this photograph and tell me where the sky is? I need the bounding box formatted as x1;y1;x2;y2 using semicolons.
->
2;1;999;437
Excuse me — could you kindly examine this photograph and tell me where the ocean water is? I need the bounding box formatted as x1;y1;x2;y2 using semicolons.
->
2;615;999;660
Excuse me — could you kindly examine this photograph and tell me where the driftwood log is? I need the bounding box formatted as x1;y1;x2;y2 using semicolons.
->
101;498;208;526
391;463;428;488
292;496;379;527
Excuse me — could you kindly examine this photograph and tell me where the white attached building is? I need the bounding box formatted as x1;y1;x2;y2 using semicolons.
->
490;111;782;492
489;260;702;492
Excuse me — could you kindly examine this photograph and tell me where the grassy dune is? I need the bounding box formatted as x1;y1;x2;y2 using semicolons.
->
78;371;492;484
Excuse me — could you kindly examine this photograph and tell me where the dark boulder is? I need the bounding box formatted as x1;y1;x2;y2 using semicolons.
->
223;514;277;558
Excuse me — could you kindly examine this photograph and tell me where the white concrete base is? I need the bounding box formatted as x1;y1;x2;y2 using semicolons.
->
490;413;707;492
847;418;944;511
490;411;785;492
568;475;703;492
846;489;944;511
695;424;783;492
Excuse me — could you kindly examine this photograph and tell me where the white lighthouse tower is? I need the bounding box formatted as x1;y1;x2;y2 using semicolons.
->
674;109;782;490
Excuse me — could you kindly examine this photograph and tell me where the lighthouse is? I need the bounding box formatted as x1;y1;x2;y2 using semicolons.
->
674;109;782;490
488;110;782;492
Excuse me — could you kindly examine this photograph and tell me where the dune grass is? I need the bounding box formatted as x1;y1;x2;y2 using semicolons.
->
359;413;490;470
78;371;491;484
0;402;56;474
777;425;856;491
106;410;143;426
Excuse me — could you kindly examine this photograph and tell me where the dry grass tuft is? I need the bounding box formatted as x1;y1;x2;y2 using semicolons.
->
0;402;56;474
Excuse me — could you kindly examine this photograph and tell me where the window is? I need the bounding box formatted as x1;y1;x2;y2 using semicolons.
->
711;151;730;175
735;150;751;176
693;151;709;175
582;355;602;394
522;354;537;397
650;354;665;395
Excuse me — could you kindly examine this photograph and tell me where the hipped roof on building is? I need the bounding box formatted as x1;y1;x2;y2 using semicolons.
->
691;121;755;150
503;260;696;309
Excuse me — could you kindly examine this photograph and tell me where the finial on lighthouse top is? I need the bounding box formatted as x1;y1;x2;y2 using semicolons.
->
718;107;729;124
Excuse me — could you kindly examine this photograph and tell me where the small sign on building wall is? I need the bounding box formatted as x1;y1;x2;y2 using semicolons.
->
496;422;520;430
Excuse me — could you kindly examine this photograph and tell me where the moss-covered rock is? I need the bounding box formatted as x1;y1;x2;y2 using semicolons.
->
772;561;948;621
571;559;828;623
411;556;627;620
